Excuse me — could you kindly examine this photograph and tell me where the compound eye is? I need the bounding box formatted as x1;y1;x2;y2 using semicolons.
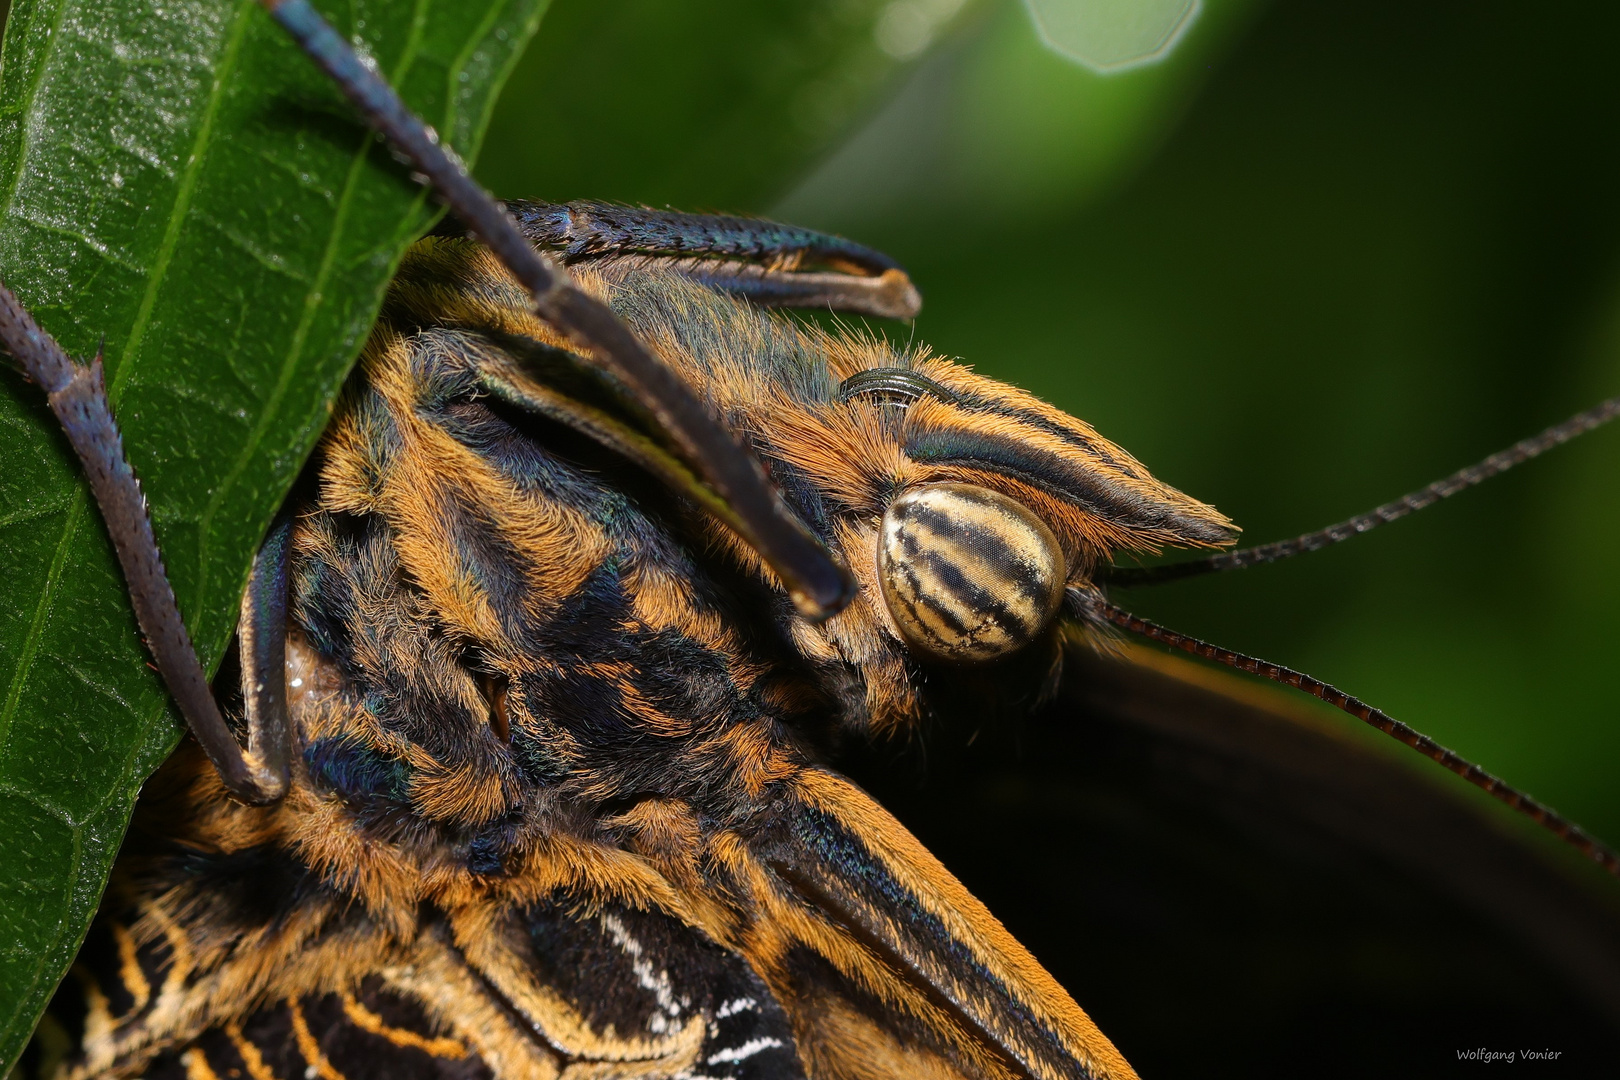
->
878;483;1067;662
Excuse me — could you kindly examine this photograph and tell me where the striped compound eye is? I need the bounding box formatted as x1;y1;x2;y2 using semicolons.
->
878;483;1067;662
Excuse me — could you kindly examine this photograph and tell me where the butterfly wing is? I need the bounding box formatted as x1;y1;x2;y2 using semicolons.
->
447;765;1136;1080
736;769;1136;1080
47;741;1132;1080
844;644;1620;1075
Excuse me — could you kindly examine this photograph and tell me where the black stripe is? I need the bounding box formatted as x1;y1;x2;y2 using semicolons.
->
900;502;1051;604
915;551;1039;640
907;427;1233;543
768;802;1092;1080
893;558;973;640
894;550;1038;652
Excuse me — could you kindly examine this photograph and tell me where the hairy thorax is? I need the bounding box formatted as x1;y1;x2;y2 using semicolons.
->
51;242;1225;1080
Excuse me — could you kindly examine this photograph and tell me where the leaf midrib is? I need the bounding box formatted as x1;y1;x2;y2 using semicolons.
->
112;4;259;403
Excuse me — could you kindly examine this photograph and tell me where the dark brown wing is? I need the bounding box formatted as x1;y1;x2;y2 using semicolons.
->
734;769;1137;1080
123;981;497;1080
40;748;1133;1080
43;845;812;1080
842;644;1620;1078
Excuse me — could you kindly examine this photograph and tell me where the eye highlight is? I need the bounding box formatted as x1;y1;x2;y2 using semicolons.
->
878;483;1067;662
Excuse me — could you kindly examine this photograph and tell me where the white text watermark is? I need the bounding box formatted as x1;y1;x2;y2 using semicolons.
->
1457;1048;1564;1064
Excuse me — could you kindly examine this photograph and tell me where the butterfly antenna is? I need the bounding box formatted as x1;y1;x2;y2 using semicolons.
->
258;0;854;620
1086;595;1620;875
1106;396;1620;587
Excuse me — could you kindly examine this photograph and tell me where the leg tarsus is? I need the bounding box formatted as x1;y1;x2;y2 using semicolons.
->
0;280;289;805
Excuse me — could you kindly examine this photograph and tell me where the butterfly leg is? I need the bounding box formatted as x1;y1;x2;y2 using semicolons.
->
238;513;294;795
497;200;924;319
0;282;290;805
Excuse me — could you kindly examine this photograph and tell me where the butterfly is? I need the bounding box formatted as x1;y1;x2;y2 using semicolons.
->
6;2;1619;1078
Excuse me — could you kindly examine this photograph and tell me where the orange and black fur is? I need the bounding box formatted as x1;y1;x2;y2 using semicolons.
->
33;206;1238;1080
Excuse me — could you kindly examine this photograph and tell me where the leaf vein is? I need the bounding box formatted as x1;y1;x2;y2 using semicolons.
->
0;0;77;215
111;1;257;401
0;492;87;757
190;5;446;614
0;498;72;530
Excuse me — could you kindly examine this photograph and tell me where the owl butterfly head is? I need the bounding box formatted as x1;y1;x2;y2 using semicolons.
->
416;204;1617;874
580;262;1238;734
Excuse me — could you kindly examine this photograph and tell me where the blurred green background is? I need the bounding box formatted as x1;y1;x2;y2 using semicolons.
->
484;0;1620;851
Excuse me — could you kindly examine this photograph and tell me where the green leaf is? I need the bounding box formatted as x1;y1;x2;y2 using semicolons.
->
0;0;547;1064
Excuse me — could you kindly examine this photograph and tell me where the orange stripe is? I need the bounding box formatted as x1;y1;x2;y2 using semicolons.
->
227;1019;281;1080
180;1047;221;1080
143;901;195;999
340;992;468;1059
288;998;347;1080
794;768;1139;1080
111;922;150;1013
